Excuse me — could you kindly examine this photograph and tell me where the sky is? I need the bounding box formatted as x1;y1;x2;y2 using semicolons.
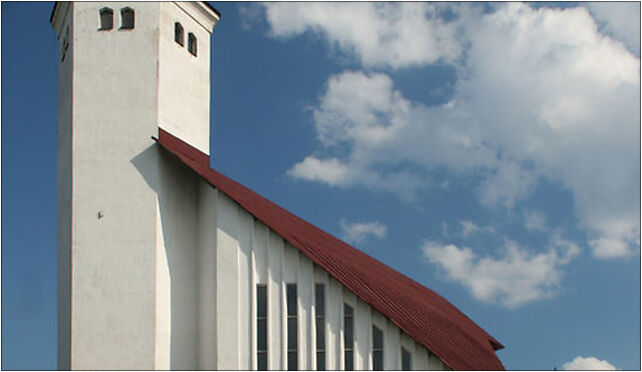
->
1;1;640;370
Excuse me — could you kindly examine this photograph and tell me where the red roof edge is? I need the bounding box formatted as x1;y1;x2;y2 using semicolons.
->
154;128;505;370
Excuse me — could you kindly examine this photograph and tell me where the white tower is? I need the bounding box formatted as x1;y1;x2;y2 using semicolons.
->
51;2;219;369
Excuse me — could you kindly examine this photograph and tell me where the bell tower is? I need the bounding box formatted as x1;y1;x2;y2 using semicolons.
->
51;2;219;369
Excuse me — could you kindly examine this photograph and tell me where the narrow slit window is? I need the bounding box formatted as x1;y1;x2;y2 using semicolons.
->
402;347;412;370
99;7;113;30
120;7;135;30
188;32;197;56
286;284;298;371
344;304;354;371
372;325;384;370
174;22;184;46
315;284;326;371
257;284;268;371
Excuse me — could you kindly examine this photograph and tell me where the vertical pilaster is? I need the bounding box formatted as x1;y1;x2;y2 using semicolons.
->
268;231;284;370
215;191;240;369
298;255;313;369
197;182;218;369
238;208;254;370
355;299;371;370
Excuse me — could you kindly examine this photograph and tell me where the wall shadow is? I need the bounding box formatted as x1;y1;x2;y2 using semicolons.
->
131;144;200;369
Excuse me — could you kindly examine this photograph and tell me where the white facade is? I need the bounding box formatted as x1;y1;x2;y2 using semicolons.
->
189;181;450;371
52;2;450;370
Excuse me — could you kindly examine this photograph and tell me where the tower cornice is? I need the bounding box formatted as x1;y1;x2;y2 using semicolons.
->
174;2;220;33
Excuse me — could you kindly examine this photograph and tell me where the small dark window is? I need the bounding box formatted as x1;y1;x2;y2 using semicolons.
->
402;347;412;370
344;304;354;371
315;284;326;370
120;7;135;30
99;7;113;30
286;284;298;371
188;32;197;56
372;326;384;370
174;22;184;46
257;285;268;370
61;27;70;61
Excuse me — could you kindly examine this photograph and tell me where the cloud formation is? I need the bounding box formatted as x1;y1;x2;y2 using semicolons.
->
286;71;428;202
563;356;616;370
288;157;351;187
262;2;463;69
259;3;640;259
340;219;388;245
586;2;641;56
422;234;580;307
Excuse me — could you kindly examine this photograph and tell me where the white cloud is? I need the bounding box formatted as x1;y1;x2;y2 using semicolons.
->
422;234;579;307
463;4;640;258
238;4;264;31
312;71;410;147
287;156;352;187
261;2;463;69
287;70;493;199
459;220;494;238
563;356;617;370
459;221;479;238
478;161;539;210
287;71;428;202
340;219;388;244
586;2;640;56
524;210;547;232
261;3;640;259
590;235;637;260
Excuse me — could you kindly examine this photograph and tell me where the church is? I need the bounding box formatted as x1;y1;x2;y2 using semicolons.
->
51;2;505;370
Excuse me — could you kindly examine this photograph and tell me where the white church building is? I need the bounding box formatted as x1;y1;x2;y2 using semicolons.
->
51;2;505;370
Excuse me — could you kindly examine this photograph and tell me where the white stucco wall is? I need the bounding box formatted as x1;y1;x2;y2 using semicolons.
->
158;2;216;155
55;2;162;369
52;2;218;369
197;181;218;369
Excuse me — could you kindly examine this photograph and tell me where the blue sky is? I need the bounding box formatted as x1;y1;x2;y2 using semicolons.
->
1;2;640;370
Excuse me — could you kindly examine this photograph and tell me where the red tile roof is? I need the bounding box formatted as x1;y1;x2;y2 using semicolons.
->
155;128;505;370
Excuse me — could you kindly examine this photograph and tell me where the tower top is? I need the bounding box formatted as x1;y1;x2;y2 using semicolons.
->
50;1;222;155
50;2;221;38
